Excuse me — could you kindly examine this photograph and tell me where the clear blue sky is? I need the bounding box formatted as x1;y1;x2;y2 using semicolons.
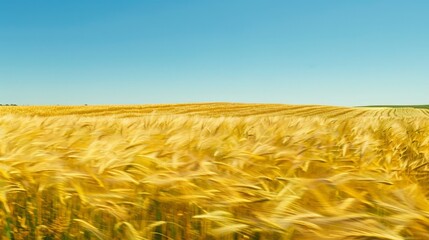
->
1;0;428;106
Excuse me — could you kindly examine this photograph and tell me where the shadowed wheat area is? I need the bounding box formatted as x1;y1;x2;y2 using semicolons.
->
1;103;429;239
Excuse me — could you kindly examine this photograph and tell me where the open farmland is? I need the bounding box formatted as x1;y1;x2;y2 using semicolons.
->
2;103;429;118
1;103;429;239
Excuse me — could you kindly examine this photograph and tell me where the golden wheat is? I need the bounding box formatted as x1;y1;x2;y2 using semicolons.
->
0;104;429;239
3;103;423;118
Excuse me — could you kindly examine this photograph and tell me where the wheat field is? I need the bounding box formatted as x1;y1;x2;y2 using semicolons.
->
1;103;429;239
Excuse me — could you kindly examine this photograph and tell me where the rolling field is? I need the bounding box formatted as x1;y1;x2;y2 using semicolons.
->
1;103;429;118
1;103;429;239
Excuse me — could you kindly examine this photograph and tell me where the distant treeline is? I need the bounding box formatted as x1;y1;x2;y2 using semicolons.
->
361;105;429;109
0;104;18;106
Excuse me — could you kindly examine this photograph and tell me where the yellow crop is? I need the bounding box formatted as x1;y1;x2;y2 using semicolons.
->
1;103;429;239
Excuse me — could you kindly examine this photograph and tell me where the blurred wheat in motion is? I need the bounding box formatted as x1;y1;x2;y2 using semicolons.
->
1;103;429;239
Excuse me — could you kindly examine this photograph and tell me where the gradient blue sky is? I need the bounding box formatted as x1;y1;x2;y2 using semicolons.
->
1;0;428;106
